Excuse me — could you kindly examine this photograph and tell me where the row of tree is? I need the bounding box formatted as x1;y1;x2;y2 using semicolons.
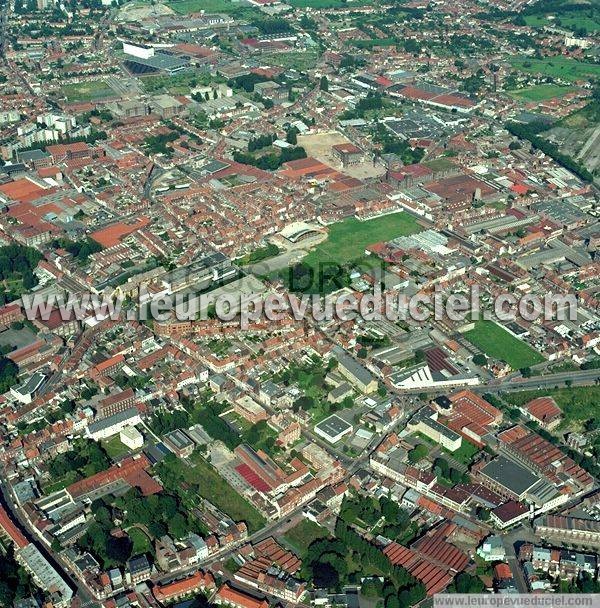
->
233;146;307;171
506;121;594;183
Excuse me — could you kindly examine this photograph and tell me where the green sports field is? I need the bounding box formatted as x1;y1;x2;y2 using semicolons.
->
509;56;600;83
464;321;544;369
509;84;576;102
303;212;421;267
61;79;117;102
168;0;249;13
287;0;370;7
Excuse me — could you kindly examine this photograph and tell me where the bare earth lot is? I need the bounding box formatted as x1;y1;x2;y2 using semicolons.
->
298;131;386;180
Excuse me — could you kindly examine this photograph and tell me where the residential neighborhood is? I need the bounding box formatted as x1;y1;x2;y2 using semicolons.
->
0;0;599;607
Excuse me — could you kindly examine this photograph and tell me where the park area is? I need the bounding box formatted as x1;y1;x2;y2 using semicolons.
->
261;50;319;72
283;519;329;556
61;79;117;102
158;451;265;533
463;321;544;370
509;56;600;83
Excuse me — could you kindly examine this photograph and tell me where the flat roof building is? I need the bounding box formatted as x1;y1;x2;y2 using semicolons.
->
332;346;377;394
478;455;540;500
163;429;195;458
314;414;353;444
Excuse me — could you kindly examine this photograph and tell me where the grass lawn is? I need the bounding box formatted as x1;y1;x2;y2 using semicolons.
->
168;0;252;13
141;71;218;95
509;56;600;83
509;84;576;102
128;527;153;555
303;213;420;268
182;452;265;533
61;79;116;102
463;321;544;370
287;0;369;6
424;157;457;172
444;440;480;465
102;434;133;460
283;519;329;556
42;471;79;495
502;385;600;428
410;431;435;445
524;14;600;32
224;557;241;573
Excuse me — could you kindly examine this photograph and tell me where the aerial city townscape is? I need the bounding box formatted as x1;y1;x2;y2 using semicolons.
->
0;0;599;607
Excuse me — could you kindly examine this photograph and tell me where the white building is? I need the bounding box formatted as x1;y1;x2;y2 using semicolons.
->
122;41;155;59
314;414;353;444
86;408;142;441
120;426;144;450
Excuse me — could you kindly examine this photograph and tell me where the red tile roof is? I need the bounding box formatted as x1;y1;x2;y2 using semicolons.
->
153;571;213;601
494;563;513;580
491;500;528;523
90;217;150;248
67;455;154;499
0;178;48;202
525;397;561;424
0;505;29;548
383;542;453;595
216;584;269;608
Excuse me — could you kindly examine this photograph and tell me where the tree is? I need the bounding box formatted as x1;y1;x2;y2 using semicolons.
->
508;407;521;421
454;572;485;593
293;395;315;411
380;496;400;521
105;535;133;564
148;521;168;538
433;457;450;479
473;354;487;366
449;468;462;484
286;126;298;145
169;512;189;539
22;272;37;290
407;444;428;463
319;75;329;92
385;595;400;608
0;356;19;393
476;507;490;521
